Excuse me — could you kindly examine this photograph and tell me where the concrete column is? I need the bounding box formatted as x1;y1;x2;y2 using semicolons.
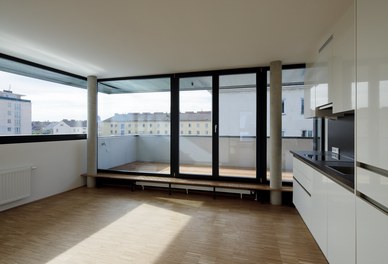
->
270;61;282;205
87;76;97;188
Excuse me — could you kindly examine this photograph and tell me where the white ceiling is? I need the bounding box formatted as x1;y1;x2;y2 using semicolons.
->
0;0;352;79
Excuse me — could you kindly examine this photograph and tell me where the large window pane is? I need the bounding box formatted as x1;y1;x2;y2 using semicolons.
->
98;78;171;174
267;68;314;182
219;73;256;178
179;76;212;175
0;71;87;136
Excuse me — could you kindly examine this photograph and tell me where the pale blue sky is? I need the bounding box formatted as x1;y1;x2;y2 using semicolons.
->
0;71;212;121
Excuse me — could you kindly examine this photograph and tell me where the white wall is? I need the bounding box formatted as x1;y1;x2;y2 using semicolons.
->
0;139;87;211
98;135;313;173
266;137;313;172
219;89;256;136
98;136;137;169
267;86;314;137
180;136;212;165
137;135;170;163
219;137;256;167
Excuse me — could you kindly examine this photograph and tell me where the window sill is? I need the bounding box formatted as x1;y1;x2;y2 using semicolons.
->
0;134;87;144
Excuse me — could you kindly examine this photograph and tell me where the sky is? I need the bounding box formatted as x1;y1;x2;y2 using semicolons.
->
0;71;212;122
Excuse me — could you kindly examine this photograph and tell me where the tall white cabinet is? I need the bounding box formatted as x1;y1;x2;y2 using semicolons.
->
356;197;388;264
356;1;388;264
356;0;388;171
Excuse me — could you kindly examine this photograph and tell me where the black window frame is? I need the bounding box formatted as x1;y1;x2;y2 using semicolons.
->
0;53;88;144
1;52;306;184
98;66;271;184
97;64;305;184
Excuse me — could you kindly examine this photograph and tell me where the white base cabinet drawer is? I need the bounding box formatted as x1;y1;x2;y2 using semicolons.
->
293;178;312;229
356;197;388;264
293;158;313;193
357;167;388;208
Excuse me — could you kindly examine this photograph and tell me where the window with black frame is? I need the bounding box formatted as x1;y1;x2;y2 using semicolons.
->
0;55;87;140
97;77;171;175
267;67;313;182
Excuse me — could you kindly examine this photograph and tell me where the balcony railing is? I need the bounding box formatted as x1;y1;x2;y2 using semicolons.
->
98;135;313;181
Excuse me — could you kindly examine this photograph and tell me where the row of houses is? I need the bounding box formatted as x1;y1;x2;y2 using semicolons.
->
32;120;87;135
2;87;312;137
29;112;211;136
101;111;211;136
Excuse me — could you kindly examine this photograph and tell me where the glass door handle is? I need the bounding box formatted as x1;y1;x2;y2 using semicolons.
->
214;124;217;133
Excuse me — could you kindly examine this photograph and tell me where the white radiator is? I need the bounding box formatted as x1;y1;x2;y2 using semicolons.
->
0;166;32;205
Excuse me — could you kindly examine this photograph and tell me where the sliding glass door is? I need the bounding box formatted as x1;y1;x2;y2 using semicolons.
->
98;77;171;174
219;73;257;178
179;76;212;176
96;67;271;182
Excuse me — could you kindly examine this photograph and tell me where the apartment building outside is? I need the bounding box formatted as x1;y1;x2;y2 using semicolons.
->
0;89;31;135
99;85;312;138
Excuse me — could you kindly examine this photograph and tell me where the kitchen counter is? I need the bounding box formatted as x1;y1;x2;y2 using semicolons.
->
291;150;354;192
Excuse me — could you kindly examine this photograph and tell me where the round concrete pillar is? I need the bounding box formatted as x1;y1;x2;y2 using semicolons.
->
87;76;97;188
270;61;282;205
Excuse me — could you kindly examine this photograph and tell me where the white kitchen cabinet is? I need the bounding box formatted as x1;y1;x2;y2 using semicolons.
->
356;1;388;261
293;177;312;229
293;159;328;258
331;2;355;113
293;158;313;228
327;178;355;264
315;37;332;109
304;62;317;118
304;2;355;117
357;0;388;170
310;169;328;257
303;37;332;118
356;197;388;264
293;158;313;193
357;167;388;208
293;157;357;263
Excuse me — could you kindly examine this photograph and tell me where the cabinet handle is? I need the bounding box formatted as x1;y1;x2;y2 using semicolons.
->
294;177;311;197
358;192;388;215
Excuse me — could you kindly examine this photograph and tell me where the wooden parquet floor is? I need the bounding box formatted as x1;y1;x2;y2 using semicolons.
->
0;187;327;264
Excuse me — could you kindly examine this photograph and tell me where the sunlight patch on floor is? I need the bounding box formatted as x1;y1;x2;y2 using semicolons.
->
46;203;191;264
157;197;204;208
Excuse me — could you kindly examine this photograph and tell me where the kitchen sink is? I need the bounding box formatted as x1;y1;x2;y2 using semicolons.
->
325;165;354;175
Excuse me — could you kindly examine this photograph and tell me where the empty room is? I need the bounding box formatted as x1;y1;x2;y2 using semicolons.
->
0;0;387;263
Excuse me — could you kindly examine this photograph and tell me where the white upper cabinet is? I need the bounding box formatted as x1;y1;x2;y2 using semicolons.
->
304;36;332;118
357;0;388;170
315;37;332;109
304;62;317;118
332;2;356;113
304;2;355;117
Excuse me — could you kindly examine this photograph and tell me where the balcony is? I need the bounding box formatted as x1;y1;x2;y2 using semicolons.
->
98;135;313;182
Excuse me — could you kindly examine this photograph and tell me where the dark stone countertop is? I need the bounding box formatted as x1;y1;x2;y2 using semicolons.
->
290;150;354;192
